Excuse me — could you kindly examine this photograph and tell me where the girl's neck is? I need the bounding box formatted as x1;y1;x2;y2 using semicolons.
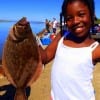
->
65;32;90;43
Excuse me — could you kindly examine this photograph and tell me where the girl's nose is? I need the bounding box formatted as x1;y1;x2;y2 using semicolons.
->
73;16;81;24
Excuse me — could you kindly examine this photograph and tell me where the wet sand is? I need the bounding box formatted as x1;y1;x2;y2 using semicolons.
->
0;62;100;100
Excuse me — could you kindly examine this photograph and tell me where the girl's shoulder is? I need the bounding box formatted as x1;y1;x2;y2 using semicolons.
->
94;41;100;50
92;41;100;62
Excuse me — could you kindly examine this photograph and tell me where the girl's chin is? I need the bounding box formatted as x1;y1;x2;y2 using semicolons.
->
73;32;86;37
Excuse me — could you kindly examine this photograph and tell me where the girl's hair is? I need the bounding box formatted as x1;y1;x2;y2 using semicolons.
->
60;0;95;35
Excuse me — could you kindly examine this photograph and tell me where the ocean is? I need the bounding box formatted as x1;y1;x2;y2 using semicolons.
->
0;22;45;59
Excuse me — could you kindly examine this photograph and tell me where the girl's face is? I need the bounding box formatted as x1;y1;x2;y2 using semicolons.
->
65;1;92;37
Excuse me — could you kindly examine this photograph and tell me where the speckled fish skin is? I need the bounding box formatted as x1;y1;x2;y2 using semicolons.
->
2;17;42;100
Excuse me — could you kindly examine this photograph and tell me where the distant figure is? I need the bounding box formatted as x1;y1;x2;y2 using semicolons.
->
45;19;50;33
52;18;58;34
48;20;53;33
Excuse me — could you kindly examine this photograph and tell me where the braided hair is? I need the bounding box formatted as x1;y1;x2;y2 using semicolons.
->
60;0;95;36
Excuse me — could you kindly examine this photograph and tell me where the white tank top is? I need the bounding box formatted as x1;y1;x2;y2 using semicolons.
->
51;37;99;100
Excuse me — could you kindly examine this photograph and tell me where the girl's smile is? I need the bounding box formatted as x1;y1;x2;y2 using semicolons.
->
71;23;85;33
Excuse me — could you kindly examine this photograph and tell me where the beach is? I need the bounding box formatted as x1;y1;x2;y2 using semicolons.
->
0;61;100;100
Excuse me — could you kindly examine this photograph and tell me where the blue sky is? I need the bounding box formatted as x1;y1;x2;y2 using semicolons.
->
0;0;100;22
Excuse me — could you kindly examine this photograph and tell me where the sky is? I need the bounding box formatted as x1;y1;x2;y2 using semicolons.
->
0;0;100;22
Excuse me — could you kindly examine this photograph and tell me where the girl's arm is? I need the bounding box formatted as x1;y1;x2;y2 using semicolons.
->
39;33;61;65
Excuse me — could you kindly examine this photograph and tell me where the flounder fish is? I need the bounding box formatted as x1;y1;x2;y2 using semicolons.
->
2;17;43;100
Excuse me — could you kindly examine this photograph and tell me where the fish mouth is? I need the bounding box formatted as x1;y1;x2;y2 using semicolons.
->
9;17;32;42
16;17;28;26
10;17;32;42
15;17;29;31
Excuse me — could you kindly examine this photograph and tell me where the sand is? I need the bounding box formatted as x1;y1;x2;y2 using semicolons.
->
93;63;100;100
0;62;100;100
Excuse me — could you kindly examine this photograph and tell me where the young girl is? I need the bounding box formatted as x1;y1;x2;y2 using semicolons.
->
39;0;100;99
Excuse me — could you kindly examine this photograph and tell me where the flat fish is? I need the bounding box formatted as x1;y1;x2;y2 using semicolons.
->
2;17;43;100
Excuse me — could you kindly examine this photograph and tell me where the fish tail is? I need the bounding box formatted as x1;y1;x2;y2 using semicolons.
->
14;88;27;100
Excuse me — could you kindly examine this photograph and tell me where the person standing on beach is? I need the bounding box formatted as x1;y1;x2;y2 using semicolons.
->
45;19;50;33
39;0;100;100
52;18;58;34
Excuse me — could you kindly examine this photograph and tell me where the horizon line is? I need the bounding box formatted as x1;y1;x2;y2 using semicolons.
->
0;19;45;23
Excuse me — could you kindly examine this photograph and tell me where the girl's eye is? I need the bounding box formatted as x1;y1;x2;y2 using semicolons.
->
66;16;73;21
78;12;86;17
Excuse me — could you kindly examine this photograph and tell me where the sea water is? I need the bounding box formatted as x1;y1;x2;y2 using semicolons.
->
0;22;45;59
